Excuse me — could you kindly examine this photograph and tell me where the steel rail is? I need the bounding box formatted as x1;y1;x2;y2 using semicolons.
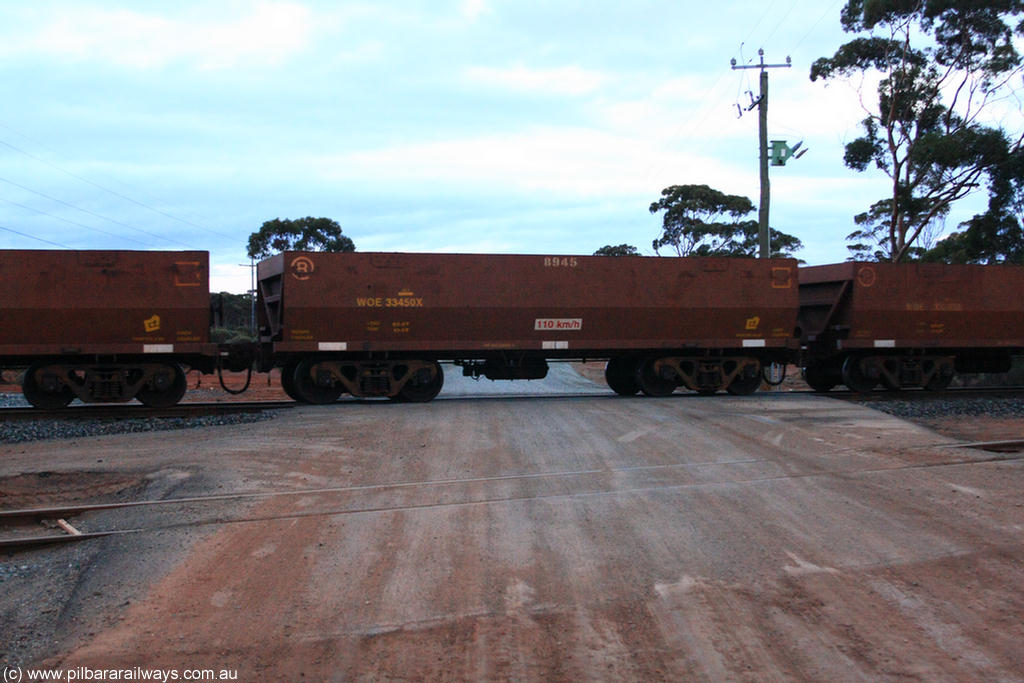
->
2;449;1022;550
0;400;294;421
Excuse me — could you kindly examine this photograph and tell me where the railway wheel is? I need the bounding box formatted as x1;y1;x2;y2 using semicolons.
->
280;359;302;402
22;364;74;409
879;374;901;391
292;358;343;404
802;363;837;393
604;357;639;396
136;363;187;408
398;361;444;402
924;360;954;391
841;356;877;393
726;362;762;396
925;372;953;391
636;357;677;397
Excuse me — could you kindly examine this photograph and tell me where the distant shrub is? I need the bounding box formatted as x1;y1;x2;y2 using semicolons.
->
211;327;254;344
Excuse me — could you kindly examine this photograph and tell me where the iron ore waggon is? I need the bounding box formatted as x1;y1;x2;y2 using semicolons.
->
6;248;1023;409
799;261;1024;392
256;251;800;402
0;250;219;408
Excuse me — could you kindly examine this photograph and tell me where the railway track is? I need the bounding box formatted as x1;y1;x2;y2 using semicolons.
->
3;438;1022;551
0;385;1022;420
0;400;294;421
834;385;1024;400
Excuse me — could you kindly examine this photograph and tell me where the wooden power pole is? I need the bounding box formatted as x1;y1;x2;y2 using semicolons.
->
731;50;791;258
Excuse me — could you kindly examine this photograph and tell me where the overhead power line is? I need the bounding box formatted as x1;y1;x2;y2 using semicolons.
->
0;118;237;242
0;224;72;249
0;138;236;241
0;175;195;248
0;196;155;247
740;0;781;48
761;0;803;47
789;0;845;54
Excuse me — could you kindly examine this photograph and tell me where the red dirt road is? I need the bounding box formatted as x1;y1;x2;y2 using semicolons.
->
2;374;1022;681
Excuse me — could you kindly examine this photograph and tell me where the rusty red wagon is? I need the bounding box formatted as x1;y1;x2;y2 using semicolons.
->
257;252;800;402
0;250;218;407
799;261;1024;392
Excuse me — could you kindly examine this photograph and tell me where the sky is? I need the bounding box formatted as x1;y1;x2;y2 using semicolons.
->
0;0;991;292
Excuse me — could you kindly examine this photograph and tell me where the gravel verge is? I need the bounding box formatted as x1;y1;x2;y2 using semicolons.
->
0;394;28;408
857;395;1024;421
0;413;277;444
0;392;277;444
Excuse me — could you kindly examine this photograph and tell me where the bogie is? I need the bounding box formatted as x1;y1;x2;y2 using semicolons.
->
20;362;191;408
725;361;763;395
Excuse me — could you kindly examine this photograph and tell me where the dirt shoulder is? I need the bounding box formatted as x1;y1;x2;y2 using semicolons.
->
2;372;1022;681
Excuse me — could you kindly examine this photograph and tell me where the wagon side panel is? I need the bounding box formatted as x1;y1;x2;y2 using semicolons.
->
0;250;213;357
265;252;799;356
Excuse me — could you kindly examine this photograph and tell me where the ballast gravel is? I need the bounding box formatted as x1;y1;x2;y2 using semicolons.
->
859;395;1024;421
0;393;27;408
0;393;276;444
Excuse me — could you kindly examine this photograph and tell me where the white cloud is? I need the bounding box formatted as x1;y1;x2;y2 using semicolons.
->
8;2;313;70
319;125;752;200
460;0;490;21
463;64;609;97
210;260;256;295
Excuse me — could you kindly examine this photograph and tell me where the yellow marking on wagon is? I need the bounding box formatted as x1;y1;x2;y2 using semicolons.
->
770;266;793;288
356;297;423;308
173;261;202;287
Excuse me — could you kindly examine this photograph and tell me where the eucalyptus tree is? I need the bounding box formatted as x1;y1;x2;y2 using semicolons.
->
810;0;1024;262
247;217;355;260
593;244;639;256
649;184;802;258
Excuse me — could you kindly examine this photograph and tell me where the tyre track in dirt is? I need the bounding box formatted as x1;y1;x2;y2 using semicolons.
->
4;385;1019;681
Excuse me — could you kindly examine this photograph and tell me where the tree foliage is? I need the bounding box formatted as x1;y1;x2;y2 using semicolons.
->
648;184;802;258
210;292;254;342
846;198;945;260
593;244;639;256
925;145;1024;263
810;0;1024;262
246;217;355;260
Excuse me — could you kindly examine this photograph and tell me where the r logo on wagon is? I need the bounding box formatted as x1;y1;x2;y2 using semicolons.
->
534;318;582;331
857;266;877;287
290;256;315;280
